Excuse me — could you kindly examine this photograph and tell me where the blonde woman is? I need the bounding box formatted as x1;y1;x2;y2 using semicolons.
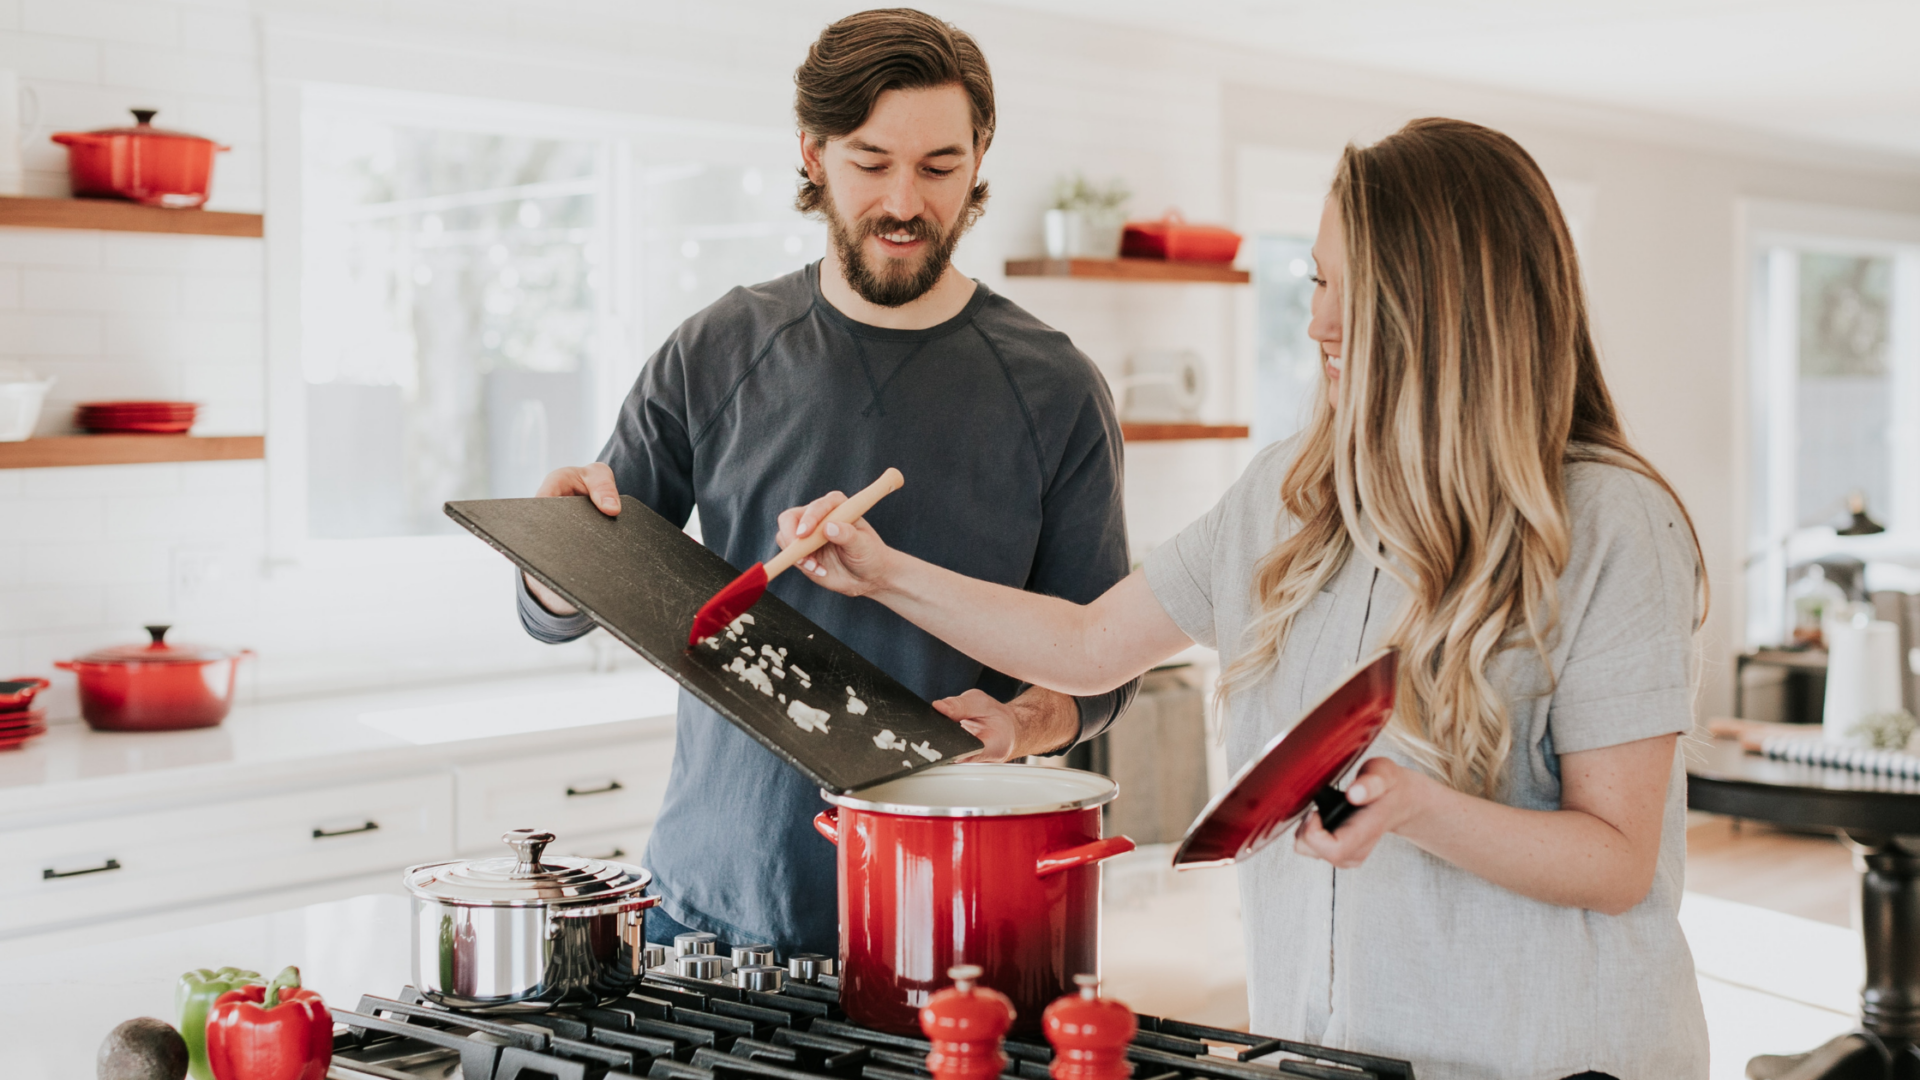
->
778;118;1707;1079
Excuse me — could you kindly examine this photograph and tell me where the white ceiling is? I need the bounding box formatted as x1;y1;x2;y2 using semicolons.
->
987;0;1920;160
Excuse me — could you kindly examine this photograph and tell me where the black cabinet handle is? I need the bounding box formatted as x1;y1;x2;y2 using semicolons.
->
44;858;122;880
566;780;625;797
584;847;626;860
312;820;380;839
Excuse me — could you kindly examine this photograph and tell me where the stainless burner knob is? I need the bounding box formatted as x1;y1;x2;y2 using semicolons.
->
731;943;777;969
674;931;718;957
675;954;726;980
735;964;786;992
787;953;835;981
641;944;669;970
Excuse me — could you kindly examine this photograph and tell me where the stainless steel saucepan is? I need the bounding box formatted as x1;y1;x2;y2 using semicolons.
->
403;828;658;1011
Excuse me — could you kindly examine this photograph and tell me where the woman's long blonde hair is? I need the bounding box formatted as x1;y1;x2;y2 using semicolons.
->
1219;118;1703;797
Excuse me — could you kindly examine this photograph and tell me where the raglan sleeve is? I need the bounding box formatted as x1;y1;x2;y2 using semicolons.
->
516;333;699;644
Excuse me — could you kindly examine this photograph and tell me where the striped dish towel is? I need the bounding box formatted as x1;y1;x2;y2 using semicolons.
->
1761;736;1920;778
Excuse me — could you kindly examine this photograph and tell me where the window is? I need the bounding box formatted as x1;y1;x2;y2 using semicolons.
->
296;92;823;542
1251;235;1318;446
1745;209;1920;646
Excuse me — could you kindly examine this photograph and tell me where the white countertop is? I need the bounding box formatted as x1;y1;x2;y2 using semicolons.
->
0;666;684;820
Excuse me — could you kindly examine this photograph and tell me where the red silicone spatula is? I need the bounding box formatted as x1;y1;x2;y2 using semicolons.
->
687;467;904;646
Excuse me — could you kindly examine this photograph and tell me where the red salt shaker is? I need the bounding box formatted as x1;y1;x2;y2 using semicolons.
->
920;964;1016;1080
1043;974;1136;1080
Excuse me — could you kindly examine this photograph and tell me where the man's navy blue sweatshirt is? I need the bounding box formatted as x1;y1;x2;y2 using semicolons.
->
518;262;1137;954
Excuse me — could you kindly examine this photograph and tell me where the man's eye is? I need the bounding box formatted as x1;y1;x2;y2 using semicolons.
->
856;163;885;174
925;167;955;177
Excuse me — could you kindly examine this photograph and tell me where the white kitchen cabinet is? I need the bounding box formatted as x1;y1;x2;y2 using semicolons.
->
551;826;655;866
454;737;674;853
0;773;453;935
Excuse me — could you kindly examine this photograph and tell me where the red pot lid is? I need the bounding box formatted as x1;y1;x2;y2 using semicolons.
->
70;625;240;666
62;109;221;144
1172;648;1399;869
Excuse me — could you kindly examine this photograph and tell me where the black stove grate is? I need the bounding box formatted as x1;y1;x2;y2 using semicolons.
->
327;973;1413;1080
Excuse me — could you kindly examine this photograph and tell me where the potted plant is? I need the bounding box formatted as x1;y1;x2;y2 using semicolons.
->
1044;174;1129;259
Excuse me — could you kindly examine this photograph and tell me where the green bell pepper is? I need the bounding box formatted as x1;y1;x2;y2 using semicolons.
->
177;967;263;1080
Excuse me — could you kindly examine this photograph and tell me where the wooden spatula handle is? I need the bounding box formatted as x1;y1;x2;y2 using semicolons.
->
764;468;904;581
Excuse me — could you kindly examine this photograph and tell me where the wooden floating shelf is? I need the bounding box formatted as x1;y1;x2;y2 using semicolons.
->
0;196;263;238
0;434;265;469
1005;257;1249;284
1121;424;1250;442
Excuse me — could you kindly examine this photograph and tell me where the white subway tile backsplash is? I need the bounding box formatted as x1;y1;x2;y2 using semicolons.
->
102;579;173;626
23;268;181;314
0;30;103;81
179;8;253;55
106;489;263;542
0;584;108;633
0;544;21;589
16;462;182;498
0;228;103;267
105;315;259;363
175;459;262;494
19;540;172;586
104;43;254;99
0;266;18;308
31;360;184;403
0;0;20;32
179;274;262;317
0;311;102;355
102;232;261;273
0;494;105;543
24;0;179;46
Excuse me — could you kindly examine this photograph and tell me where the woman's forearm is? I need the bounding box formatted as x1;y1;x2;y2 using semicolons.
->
871;557;1187;697
1398;782;1653;915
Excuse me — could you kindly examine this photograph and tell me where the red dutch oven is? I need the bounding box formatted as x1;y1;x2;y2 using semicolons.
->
51;109;229;209
55;625;252;732
813;764;1135;1034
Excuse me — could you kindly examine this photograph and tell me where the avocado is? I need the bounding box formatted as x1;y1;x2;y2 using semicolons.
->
98;1017;189;1080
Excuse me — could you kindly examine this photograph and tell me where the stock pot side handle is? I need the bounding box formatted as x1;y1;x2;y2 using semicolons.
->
813;810;840;846
1035;835;1135;878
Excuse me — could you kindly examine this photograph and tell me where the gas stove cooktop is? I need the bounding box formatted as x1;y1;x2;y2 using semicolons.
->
328;969;1414;1080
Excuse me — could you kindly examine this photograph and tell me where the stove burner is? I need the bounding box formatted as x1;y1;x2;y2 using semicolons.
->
328;973;1412;1080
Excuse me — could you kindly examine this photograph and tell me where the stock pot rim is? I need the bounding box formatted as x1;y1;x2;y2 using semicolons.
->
820;762;1116;818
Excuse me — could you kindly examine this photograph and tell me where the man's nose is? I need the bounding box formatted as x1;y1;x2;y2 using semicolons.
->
880;168;924;222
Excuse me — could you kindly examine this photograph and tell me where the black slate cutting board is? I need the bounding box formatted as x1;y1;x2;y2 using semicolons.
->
444;495;983;793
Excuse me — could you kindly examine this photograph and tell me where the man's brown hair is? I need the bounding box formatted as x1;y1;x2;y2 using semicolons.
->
793;8;994;221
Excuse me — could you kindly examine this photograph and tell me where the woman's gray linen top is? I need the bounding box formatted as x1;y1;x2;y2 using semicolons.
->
1144;439;1709;1080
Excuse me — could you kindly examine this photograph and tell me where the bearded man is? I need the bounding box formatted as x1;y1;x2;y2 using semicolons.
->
518;8;1135;957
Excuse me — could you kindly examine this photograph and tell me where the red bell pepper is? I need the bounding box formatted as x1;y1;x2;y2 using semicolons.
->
205;966;332;1080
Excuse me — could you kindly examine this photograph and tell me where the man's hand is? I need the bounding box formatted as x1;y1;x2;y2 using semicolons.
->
934;686;1080;762
524;463;622;616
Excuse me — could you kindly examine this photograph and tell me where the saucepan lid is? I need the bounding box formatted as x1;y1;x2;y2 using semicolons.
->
1172;648;1399;869
404;828;653;906
822;762;1117;818
67;625;244;666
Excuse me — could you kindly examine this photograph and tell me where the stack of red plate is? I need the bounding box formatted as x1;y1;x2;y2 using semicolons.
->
0;677;49;751
76;400;198;434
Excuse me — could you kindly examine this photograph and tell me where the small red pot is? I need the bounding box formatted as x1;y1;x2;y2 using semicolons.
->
51;109;229;209
56;625;252;732
814;764;1135;1034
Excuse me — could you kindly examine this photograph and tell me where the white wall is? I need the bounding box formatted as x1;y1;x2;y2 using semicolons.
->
4;0;1919;722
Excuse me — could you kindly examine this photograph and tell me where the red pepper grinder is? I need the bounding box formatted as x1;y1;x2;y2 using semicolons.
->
1043;975;1136;1080
920;964;1016;1080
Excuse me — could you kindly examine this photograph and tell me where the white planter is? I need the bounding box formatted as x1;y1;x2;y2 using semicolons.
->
0;376;53;441
1044;208;1125;259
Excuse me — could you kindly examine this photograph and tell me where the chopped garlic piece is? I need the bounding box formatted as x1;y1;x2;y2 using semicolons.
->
788;699;831;733
844;690;868;716
874;729;908;752
911;740;942;762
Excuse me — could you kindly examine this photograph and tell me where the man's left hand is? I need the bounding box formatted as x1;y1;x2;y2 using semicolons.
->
933;686;1080;762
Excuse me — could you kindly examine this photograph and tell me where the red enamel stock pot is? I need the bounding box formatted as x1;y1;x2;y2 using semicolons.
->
813;764;1135;1034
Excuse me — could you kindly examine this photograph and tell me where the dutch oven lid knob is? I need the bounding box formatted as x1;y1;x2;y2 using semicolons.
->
502;828;556;876
1043;975;1137;1080
131;109;157;126
920;964;1015;1080
144;624;170;647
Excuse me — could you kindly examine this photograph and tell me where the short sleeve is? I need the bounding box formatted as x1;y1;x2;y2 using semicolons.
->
1145;486;1230;650
1548;470;1701;754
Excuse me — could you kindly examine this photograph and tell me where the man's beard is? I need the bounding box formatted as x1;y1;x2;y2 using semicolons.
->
823;181;970;308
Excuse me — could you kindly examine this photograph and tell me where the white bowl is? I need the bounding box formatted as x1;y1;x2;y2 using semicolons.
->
0;377;54;442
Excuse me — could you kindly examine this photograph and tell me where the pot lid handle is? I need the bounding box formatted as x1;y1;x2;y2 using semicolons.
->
131;109;157;126
145;624;169;646
503;829;555;875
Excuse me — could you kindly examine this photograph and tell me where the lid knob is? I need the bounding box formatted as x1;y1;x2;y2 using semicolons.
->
131;109;157;126
145;624;170;647
502;828;555;875
920;964;1015;1080
1043;974;1135;1080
